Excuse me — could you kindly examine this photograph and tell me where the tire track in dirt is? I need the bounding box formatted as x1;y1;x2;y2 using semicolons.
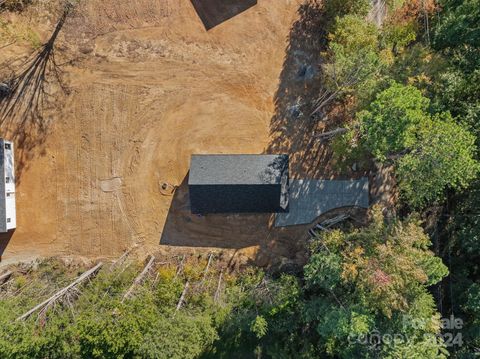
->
1;0;306;263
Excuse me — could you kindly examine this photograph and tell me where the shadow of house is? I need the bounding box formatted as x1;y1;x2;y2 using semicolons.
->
0;230;14;262
265;0;368;181
159;170;366;268
190;0;257;30
160;173;272;249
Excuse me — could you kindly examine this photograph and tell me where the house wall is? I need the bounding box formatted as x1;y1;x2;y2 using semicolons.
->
190;184;285;214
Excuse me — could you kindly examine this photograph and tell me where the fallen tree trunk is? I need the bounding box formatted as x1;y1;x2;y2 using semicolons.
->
122;255;155;301
315;127;347;141
310;89;339;117
317;214;350;229
0;270;12;284
200;254;213;285
175;281;189;312
214;269;223;304
174;255;185;280
16;262;103;321
110;245;137;271
309;214;351;238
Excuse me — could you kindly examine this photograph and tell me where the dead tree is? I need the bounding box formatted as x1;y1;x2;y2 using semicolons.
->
319;214;350;228
122;255;155;301
174;255;185;280
16;262;103;321
175;281;189;313
311;55;379;117
213;269;224;304
110;245;137;271
309;214;351;238
0;270;12;284
315;127;348;141
200;253;213;287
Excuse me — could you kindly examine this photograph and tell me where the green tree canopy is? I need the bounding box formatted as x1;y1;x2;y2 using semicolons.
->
397;114;479;207
210;209;449;358
433;0;480;49
323;15;383;104
323;0;371;20
359;82;430;160
359;82;479;207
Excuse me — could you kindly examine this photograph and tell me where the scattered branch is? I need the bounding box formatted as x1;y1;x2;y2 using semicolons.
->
213;269;223;304
16;262;103;321
315;127;347;141
110;245;137;271
122;255;155;301
309;214;351;238
0;270;12;284
200;253;213;286
174;255;185;280
175;281;189;313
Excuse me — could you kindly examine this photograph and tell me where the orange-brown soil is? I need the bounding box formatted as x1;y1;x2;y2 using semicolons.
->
0;0;379;268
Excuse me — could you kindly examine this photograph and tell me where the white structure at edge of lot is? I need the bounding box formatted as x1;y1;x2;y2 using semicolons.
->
0;139;15;232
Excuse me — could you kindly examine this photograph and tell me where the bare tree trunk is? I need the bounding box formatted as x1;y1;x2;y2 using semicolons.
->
315;127;347;140
174;255;185;280
310;89;339;116
0;271;12;284
175;281;189;312
200;253;213;286
110;245;137;271
122;255;155;301
214;269;224;304
17;262;103;321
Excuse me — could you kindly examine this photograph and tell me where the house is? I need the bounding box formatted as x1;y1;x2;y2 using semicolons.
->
0;139;15;232
189;154;289;214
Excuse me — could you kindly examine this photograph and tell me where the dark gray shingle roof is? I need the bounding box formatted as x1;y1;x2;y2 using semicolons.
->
188;154;288;186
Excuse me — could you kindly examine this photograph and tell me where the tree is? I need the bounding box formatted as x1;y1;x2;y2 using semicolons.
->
440;183;480;356
359;82;479;207
302;209;449;357
433;0;480;50
432;0;480;138
209;209;449;358
314;15;383;115
396;114;479;207
323;0;371;20
359;82;430;160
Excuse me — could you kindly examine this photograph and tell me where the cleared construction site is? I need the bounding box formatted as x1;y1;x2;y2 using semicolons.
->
0;0;376;269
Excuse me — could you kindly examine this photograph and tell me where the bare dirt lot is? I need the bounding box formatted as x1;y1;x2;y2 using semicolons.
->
0;0;376;268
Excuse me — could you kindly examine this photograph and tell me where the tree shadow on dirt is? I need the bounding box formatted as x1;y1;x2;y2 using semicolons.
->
266;0;355;181
0;4;73;185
